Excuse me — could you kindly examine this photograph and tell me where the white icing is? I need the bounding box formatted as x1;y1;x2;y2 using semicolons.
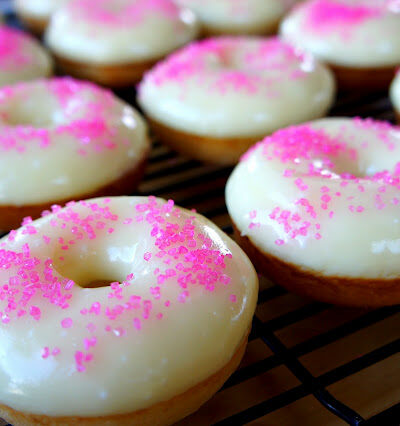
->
138;37;336;138
176;0;297;35
280;0;400;67
390;71;400;112
0;78;149;205
0;27;53;86
226;117;400;278
0;196;258;416
15;0;69;20
45;0;199;64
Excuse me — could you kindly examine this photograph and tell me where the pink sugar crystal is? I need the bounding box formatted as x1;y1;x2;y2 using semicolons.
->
61;317;73;328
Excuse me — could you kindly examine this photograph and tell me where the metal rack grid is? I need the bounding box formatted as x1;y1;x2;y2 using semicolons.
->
1;1;400;424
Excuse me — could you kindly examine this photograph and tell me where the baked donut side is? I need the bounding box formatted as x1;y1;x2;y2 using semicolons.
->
233;223;400;307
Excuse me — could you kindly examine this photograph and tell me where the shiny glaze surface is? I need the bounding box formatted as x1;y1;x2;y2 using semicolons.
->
0;196;258;416
15;0;68;20
0;27;52;86
0;77;149;205
138;37;335;138
176;0;297;34
280;0;400;67
45;0;199;64
226;117;400;278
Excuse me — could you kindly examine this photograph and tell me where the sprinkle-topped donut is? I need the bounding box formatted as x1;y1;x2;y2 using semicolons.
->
226;117;400;306
0;27;53;86
0;77;149;230
15;0;68;34
176;0;297;35
280;0;400;89
390;69;400;122
0;196;258;425
138;36;335;165
45;0;199;86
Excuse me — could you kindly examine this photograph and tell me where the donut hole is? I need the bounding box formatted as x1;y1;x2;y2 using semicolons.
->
1;90;63;128
53;246;135;290
80;279;115;289
311;156;364;178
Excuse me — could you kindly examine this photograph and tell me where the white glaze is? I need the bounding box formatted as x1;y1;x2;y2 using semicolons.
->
138;37;336;138
45;0;199;64
280;0;400;67
15;0;69;20
390;71;400;113
0;196;258;416
0;27;53;86
226;117;400;278
176;0;297;35
0;78;149;205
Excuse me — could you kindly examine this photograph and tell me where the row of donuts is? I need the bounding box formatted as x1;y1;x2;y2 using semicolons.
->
2;3;400;167
9;0;400;90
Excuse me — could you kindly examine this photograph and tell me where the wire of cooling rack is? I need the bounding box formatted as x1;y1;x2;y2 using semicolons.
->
1;1;400;425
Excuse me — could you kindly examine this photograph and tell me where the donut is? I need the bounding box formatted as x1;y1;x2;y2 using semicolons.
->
390;70;400;123
175;0;297;36
14;0;69;35
0;26;53;86
0;77;150;231
45;0;199;87
280;0;400;90
138;37;336;165
226;117;400;307
0;195;258;426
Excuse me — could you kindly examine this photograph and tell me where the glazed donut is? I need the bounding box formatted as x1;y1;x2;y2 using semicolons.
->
280;0;400;90
175;0;297;36
45;0;199;87
226;117;400;307
390;70;400;123
138;37;336;165
0;26;53;86
0;77;150;230
0;196;258;426
14;0;69;35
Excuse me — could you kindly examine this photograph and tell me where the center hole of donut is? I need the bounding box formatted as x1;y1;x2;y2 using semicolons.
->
53;256;130;290
81;279;115;289
4;95;61;127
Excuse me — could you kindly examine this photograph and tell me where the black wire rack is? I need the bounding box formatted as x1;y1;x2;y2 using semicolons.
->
1;1;400;425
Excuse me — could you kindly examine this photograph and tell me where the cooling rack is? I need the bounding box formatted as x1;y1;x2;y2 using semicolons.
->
0;0;399;424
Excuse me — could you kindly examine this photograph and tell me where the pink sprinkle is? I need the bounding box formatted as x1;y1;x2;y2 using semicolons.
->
133;317;142;330
275;239;285;246
29;306;41;321
144;252;152;261
61;318;73;329
52;347;60;356
42;347;50;359
230;294;237;303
